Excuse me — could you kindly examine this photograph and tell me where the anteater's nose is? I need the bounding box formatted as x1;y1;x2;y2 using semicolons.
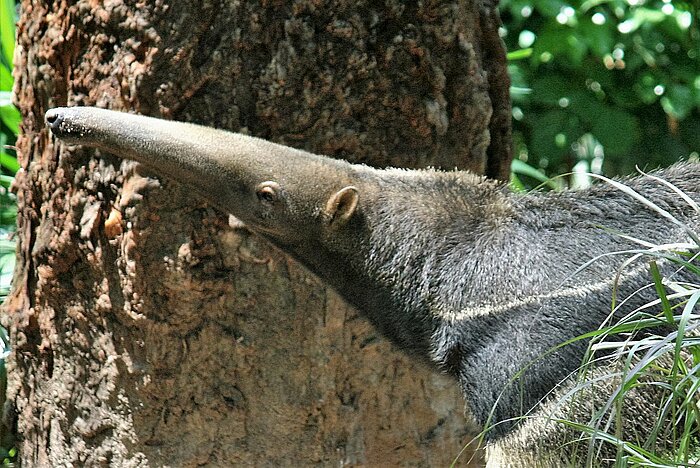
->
45;108;64;133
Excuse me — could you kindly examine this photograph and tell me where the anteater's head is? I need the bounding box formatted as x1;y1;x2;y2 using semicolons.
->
45;107;365;256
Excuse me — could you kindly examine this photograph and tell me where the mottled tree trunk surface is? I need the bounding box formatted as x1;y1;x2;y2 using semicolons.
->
3;0;510;465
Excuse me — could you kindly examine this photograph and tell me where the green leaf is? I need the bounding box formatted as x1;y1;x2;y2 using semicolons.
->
531;25;589;66
529;110;582;165
578;17;614;57
0;0;13;100
530;76;574;105
532;0;568;17
532;24;572;62
564;33;588;66
0;65;10;93
590;107;639;155
0;103;19;135
660;84;693;119
0;150;18;174
0;0;14;72
563;90;640;155
0;203;16;226
568;89;608;117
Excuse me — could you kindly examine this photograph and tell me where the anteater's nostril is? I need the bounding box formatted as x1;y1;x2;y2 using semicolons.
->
45;109;62;129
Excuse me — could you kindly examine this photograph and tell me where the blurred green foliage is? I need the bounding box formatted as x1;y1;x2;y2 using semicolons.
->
0;1;16;464
0;0;17;302
500;0;700;181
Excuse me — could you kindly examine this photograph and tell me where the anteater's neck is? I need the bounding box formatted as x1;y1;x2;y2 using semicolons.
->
291;168;514;364
294;164;700;438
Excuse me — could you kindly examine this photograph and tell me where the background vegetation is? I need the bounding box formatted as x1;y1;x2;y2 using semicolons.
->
498;3;699;464
502;0;699;187
0;0;16;303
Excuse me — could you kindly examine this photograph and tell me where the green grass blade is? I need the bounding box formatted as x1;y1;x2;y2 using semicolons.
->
507;48;533;61
636;168;700;214
649;260;677;324
509;172;526;192
672;291;699;378
511;159;562;190
588;173;700;247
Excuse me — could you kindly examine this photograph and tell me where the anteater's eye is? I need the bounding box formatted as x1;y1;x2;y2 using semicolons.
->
256;181;280;204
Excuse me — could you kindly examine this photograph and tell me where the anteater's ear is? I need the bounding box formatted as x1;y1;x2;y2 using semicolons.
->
325;186;359;227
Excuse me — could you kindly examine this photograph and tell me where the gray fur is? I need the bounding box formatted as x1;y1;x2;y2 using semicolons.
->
46;107;699;466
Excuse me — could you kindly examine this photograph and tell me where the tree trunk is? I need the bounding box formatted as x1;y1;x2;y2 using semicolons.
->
3;0;511;465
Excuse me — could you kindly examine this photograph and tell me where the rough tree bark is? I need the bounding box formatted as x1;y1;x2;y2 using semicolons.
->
3;0;511;465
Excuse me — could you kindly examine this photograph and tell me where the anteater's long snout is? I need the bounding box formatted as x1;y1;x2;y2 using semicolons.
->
44;106;247;212
43;106;357;222
45;107;110;144
45;107;75;140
